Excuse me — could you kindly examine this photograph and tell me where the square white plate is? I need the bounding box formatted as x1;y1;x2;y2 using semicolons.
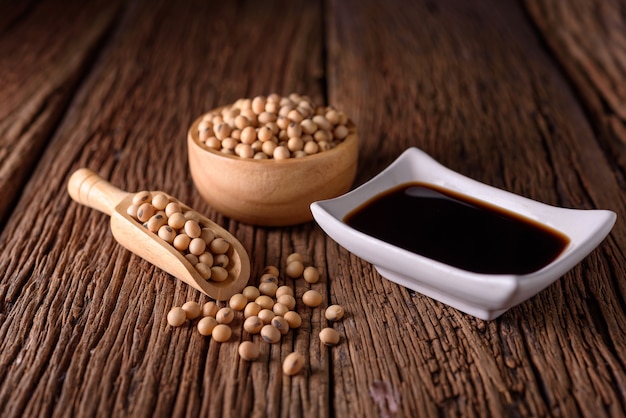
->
311;147;616;320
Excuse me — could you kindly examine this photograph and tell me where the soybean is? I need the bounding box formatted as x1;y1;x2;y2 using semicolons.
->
275;285;294;298
213;254;229;268
198;252;214;267
195;262;212;280
243;316;264;334
210;266;229;282
271;316;290;335
286;260;304;278
277;294;296;310
158;225;176;243
319;327;340;346
212;324;232;342
167;307;187;327
197;317;218;336
216;307;234;324
255;295;274;310
168;212;186;229
152;193;169;210
282;352;305;375
184;220;202;238
197;94;355;160
303;266;320;283
258;309;275;324
181;301;202;320
165;201;182;217
243;301;262;318
325;304;345;321
261;325;281;344
188;238;207;256
202;301;219;317
242;285;261;301
238;341;260;361
302;290;323;307
229;293;248;311
137;203;155;223
272;302;289;317
173;234;191;251
259;282;278;297
283;311;302;329
133;191;152;205
210;238;230;254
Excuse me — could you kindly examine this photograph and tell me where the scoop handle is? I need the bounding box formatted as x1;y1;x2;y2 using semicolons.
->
68;168;130;216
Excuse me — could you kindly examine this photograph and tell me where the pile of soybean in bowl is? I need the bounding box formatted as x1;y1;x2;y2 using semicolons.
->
126;190;234;282
197;93;356;160
167;252;345;376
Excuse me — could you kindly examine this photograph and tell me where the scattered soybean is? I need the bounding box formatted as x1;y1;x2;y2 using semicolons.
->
319;327;340;346
283;352;305;375
238;341;260;361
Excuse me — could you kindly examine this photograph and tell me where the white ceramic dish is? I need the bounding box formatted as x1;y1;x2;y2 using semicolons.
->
311;147;616;320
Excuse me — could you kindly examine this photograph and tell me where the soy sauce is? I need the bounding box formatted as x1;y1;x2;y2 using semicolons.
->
344;182;569;275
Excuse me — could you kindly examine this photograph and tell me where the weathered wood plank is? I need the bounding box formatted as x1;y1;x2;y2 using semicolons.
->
0;0;124;224
524;0;626;178
0;0;330;417
325;0;626;416
0;0;624;417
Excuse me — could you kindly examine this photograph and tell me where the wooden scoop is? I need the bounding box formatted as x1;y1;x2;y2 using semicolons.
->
67;168;251;300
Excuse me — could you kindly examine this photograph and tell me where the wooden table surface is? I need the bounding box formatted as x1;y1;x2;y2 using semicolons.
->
1;0;625;416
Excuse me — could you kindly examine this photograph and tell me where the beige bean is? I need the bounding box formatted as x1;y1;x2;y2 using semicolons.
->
137;203;155;223
302;290;323;307
261;324;281;343
275;286;294;298
152;193;170;210
303;266;320;283
258;309;275;324
244;301;262;318
319;327;340;346
181;301;202;320
195;262;212;280
286;261;304;278
210;266;228;282
242;286;261;301
238;341;260;361
243;315;264;334
284;311;302;329
167;307;186;327
216;307;234;324
197;317;218;336
202;301;219;317
325;305;345;321
212;324;232;342
271;316;290;335
283;352;305;375
277;294;296;310
132;191;152;205
229;294;248;311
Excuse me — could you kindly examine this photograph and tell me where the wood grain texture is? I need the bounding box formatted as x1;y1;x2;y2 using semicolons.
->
325;0;626;416
0;0;124;223
525;0;626;178
0;0;624;417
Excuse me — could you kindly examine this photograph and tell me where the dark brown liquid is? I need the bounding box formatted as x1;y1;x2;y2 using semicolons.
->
344;182;570;275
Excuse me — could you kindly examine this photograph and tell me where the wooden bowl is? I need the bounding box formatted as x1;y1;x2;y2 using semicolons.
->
187;113;358;226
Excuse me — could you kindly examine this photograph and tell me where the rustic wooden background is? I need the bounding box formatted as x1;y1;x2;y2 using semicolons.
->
1;0;625;417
